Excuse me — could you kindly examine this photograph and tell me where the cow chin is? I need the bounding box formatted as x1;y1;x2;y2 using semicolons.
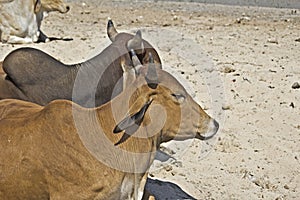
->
196;119;219;140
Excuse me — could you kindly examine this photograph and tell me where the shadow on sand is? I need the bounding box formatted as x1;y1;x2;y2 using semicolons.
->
146;178;196;200
48;37;73;42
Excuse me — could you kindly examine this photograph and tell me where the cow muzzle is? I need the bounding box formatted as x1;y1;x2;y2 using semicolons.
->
197;119;219;140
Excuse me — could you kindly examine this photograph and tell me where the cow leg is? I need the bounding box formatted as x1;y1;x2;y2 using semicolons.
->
137;173;150;200
6;35;34;44
142;189;156;200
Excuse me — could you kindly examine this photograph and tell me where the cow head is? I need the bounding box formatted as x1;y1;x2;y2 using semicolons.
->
107;19;161;68
114;51;219;144
41;0;70;13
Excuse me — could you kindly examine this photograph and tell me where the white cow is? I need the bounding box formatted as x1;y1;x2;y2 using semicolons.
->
0;0;69;44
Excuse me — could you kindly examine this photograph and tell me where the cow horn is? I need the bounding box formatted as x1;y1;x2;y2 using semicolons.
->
130;49;142;75
127;30;144;54
130;49;142;67
146;53;158;89
107;18;118;42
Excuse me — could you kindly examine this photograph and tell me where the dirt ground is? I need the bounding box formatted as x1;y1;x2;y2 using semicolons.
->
0;0;299;199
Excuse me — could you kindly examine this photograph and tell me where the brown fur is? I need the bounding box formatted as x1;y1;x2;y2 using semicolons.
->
0;65;218;199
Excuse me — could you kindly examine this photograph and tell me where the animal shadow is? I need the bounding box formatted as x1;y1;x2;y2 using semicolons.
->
48;37;73;42
37;37;73;43
146;178;197;200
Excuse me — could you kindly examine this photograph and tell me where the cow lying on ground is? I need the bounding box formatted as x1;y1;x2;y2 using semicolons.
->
0;51;219;200
0;0;69;44
0;20;161;107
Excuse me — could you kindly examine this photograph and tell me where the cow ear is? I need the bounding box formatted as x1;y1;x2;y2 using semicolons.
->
107;18;118;42
113;100;152;134
34;0;42;13
127;30;144;54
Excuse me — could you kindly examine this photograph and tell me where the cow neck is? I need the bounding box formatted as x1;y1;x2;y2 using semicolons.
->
78;79;159;173
75;44;126;75
95;77;160;151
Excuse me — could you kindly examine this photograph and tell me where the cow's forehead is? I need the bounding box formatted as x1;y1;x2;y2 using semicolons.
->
135;68;187;94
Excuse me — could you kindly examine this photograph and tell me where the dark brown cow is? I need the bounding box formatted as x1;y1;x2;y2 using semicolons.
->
0;52;219;200
0;19;161;107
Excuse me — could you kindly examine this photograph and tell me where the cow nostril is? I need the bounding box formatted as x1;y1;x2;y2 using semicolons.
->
66;6;70;11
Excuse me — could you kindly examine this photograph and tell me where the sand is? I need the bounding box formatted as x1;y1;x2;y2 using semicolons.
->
0;0;299;199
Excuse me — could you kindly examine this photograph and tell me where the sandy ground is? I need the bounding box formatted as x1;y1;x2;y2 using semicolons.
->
0;0;299;199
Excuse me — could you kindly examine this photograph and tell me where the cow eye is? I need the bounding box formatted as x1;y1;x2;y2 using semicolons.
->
171;93;186;103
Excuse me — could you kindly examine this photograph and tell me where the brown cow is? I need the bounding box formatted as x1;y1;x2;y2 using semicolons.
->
0;52;219;200
0;20;161;107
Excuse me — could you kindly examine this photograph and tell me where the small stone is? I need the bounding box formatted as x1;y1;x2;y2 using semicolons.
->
269;69;277;73
267;38;279;44
162;22;171;27
292;82;300;89
203;105;209;110
268;85;275;89
284;184;289;189
236;16;251;23
222;105;231;110
178;173;185;177
174;161;182;167
164;165;173;172
223;66;235;73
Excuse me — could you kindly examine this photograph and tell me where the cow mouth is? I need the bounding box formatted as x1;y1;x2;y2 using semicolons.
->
196;119;219;140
